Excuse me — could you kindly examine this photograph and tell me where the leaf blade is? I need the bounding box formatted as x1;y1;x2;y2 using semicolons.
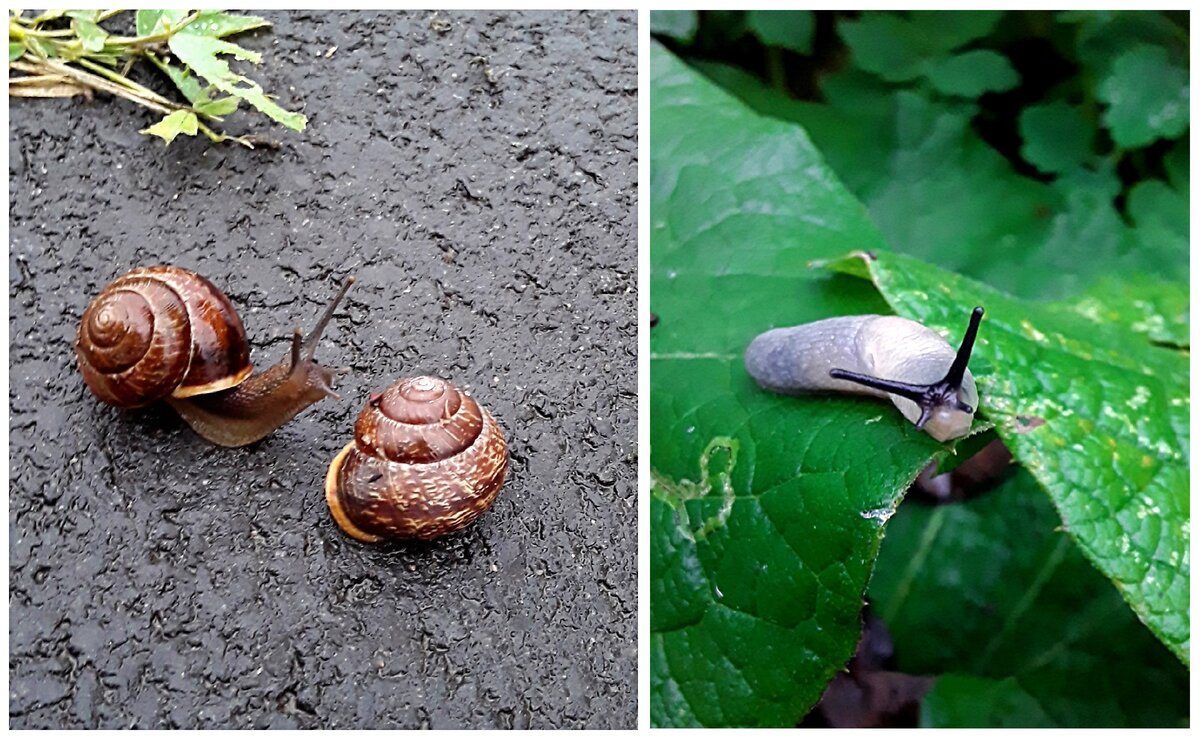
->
139;109;199;144
167;32;306;132
829;250;1190;665
650;42;956;727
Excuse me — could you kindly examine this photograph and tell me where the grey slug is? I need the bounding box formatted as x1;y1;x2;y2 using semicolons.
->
744;307;984;442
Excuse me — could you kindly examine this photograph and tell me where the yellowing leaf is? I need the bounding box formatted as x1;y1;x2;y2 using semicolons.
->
140;109;199;144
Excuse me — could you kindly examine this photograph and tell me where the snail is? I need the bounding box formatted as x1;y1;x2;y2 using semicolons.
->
325;375;509;542
744;306;984;442
75;265;355;447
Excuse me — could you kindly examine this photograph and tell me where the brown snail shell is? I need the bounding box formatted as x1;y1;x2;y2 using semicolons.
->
325;376;509;542
76;266;252;407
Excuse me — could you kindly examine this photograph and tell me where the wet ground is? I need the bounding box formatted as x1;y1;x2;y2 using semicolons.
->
9;10;636;729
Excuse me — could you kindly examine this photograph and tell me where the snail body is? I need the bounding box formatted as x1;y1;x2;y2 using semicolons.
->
744;307;984;442
325;376;509;542
75;266;354;447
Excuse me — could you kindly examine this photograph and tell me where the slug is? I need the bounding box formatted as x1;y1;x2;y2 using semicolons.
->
744;307;984;442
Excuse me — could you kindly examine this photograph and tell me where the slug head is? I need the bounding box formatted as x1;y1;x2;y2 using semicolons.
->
829;306;984;441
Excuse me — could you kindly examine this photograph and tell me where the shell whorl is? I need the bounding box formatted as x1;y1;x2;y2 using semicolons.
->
325;376;509;542
76;267;253;408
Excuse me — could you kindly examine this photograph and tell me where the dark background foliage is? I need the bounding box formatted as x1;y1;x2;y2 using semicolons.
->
654;10;1188;302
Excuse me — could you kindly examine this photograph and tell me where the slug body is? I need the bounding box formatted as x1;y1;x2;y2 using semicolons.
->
744;308;983;442
76;266;354;447
325;376;509;542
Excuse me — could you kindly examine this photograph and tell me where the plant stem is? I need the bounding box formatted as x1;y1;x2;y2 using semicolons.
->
764;46;787;94
38;59;178;116
105;12;201;49
76;57;179;109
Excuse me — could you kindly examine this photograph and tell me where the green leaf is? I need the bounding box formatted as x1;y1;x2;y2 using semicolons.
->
140;109;199;144
921;675;1057;727
650;42;965;727
826;250;1190;665
746;11;814;54
839;11;1005;82
1097;44;1188;148
906;10;1005;51
154;58;207;104
650;10;698;43
24;36;57;59
1127;173;1188;283
168;32;306;131
194;95;239;117
70;17;109;53
136;9;188;37
924;49;1019;98
838;13;930;82
1055;275;1188;348
9;42;25;62
1064;11;1184;83
182;10;271;39
873;471;1189;727
1019;101;1094;174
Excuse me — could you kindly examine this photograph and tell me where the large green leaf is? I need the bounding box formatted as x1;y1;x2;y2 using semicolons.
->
1097;44;1189;149
1019;101;1094;175
923;49;1019;98
745;11;814;54
825;250;1189;664
871;470;1189;727
650;42;975;728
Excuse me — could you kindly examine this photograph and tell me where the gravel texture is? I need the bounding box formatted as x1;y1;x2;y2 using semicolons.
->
9;10;637;729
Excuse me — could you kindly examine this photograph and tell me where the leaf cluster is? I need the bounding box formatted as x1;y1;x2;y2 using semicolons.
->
650;10;1188;729
655;10;1188;301
9;9;307;146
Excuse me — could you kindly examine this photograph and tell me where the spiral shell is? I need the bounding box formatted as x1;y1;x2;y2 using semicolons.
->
76;266;252;407
325;376;509;542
